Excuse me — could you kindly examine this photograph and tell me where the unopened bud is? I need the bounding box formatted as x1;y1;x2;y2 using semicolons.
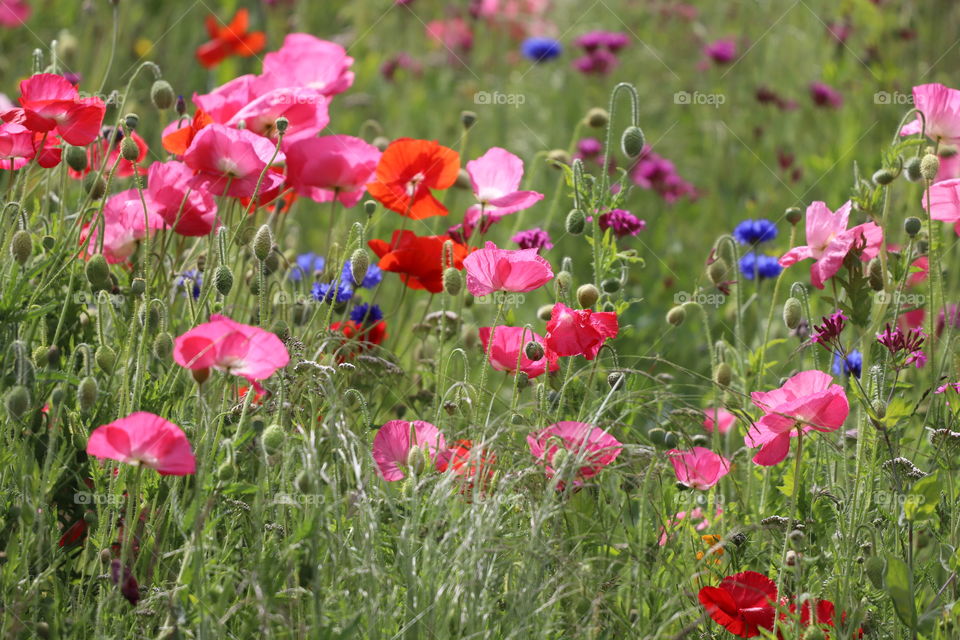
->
95;345;116;374
65;145;88;172
707;258;728;285
555;271;572;294
460;110;477;129
601;278;620;293
261;424;285;456
524;340;545;361
546;149;570;167
608;371;625;389
5;386;30;420
130;277;145;295
566;209;586;235
443;267;462;296
871;399;886;419
78;376;98;413
585;107;609;128
253;224;272;261
920;153;940;181
538;304;554;321
872;168;895;186
714;362;732;387
867;257;884;291
41;235;55;251
621;125;645;157
364;200;377;215
372;136;390;152
904;156;922;182
215;265;234;295
904;216;922;237
666;305;685;326
83;173;106;199
454;168;471;190
349;249;370;285
85;254;111;288
864;555;885;589
192;367;210;386
783;297;802;330
150;79;175;109
216;460;236;482
577;283;600;308
11;230;32;265
785;207;802;225
153;332;173;360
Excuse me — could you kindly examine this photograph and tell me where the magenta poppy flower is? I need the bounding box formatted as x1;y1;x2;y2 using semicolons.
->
703;38;737;64
173;314;290;381
258;34;355;97
2;73;105;145
778;200;882;289
193;74;257;124
86;411;196;476
746;370;849;466
225;86;330;148
899;83;960;143
924;178;960;234
478;326;559;379
543;302;618;360
463;241;554;297
527;421;622;482
183;123;286;198
667;447;730;490
0;0;30;27
462;147;544;233
146;161;218;236
703;407;736;434
81;189;165;264
372;420;446;481
286;135;381;207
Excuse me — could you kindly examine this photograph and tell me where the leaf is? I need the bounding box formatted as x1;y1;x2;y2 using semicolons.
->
885;554;917;629
905;472;940;523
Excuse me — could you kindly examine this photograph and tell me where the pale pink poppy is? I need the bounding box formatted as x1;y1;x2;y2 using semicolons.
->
899;83;960;143
285;135;381;207
745;370;849;466
778;200;882;289
527;421;622;482
225;86;329;148
462;147;543;234
923;178;960;235
478;326;559;379
667;447;730;490
146;161;218;236
183;124;285;198
81;189;164;264
193;74;257;124
2;73;105;146
703;407;736;434
173;314;290;381
544;302;618;360
372;420;446;481
463;241;553;296
86;411;196;476
0;0;30;27
258;34;355;97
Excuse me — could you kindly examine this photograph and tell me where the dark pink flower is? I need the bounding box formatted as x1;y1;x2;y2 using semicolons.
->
86;411;196;476
146;161;218;236
544;302;618;360
511;227;553;252
183;124;285;198
258;34;354;97
599;209;645;237
703;38;737;64
286;135;381;207
463;241;553;296
478;325;558;379
173;314;290;381
810;82;843;108
527;421;622;482
372;420;446;481
667;447;731;490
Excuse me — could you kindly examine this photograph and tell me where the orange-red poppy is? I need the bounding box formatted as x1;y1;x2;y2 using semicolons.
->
366;138;459;219
196;9;266;69
162;109;213;155
369;230;470;293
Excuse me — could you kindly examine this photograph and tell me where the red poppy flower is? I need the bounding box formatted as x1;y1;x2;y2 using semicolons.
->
2;73;105;146
437;439;496;494
162;109;214;156
698;571;777;638
543;302;618;360
331;319;388;347
369;230;470;293
366;138;460;219
196;9;266;69
781;598;862;638
58;518;88;548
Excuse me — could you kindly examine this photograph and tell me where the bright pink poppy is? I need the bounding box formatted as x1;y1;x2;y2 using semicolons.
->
146;161;218;236
527;421;622;482
703;407;736;434
183;124;286;198
173;314;290;381
745;370;849;466
258;34;355;97
698;571;777;638
372;420;446;481
478;326;559;379
778;200;882;289
462;147;543;234
899;83;960;143
225;86;329;148
193;75;257;124
463;241;553;296
285;135;381;207
0;0;29;27
0;121;36;167
86;412;196;476
667;447;730;490
924;178;960;235
543;302;618;360
81;189;164;264
2;73;105;146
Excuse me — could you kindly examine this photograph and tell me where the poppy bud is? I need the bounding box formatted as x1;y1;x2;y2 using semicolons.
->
364;200;377;215
864;555;885;589
11;230;31;265
41;235;55;251
263;250;280;275
904;216;921;236
124;113;139;132
601;278;620;293
783;297;802;330
196;252;207;272
253;224;272;261
261;424;284;455
576;284;600;308
714;362;732;387
373;136;390;151
35;622;50;639
275;116;289;135
585;107;609;128
215;265;234;295
85;254;111;289
707;258;728;285
65;145;88;172
349;249;370;285
5;385;30;420
454;168;471;190
96;345;116;374
871;399;886;419
84;173;106;200
443;267;463;296
153;332;173;360
216;460;236;482
150;79;175;110
920;153;940;181
872;168;895;186
867;257;884;291
138;305;161;333
546;149;570;167
175;94;187;116
607;371;625;389
785;207;803;225
129;277;145;295
460;110;477;129
406;445;429;474
32;345;48;367
666;305;685;326
566;209;586;235
538;304;553;321
524;340;545;361
621;125;645;157
192;367;210;386
78;376;98;413
662;431;678;448
904;156;922;182
556;271;572;294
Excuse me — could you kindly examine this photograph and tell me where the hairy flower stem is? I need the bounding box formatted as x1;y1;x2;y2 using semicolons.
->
757;225;797;386
776;428;803;601
477;296;506;427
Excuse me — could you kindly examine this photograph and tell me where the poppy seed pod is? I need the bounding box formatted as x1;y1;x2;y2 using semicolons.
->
666;305;685;326
443;267;462;296
150;79;175;110
872;168;895;186
77;376;98;413
95;345;116;374
364;200;377;215
253;225;272;261
920;153;940;181
785;207;802;225
904;216;922;237
524;340;545;361
215;265;234;295
566;209;586;235
577;284;600;308
83;173;106;200
714;362;732;387
460;110;477;129
124;113;139;132
782;297;802;330
904;156;922;182
11;230;32;265
585;107;609;128
260;424;285;456
275;116;289;135
621;125;645;158
65;145;88;172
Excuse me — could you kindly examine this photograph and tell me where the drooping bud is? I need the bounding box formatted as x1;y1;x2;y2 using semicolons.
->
647;427;666;446
555;271;572;294
349;248;370;285
214;265;234;295
460;110;477;129
524;340;545;361
576;284;600;308
871;399;886;419
785;207;803;225
406;445;429;474
150;79;175;109
11;230;32;265
920;153;940;181
714;362;732;387
864;555;885;589
443;267;462;296
192;367;210;386
261;424;285;456
707;258;728;285
601;278;620;293
585;107;609;128
621;125;645;157
666;305;685;326
872;168;895;186
216;460;236;482
608;371;625;389
253;224;272;261
538;304;553;321
867;257;884;291
65;145;88;172
372;136;390;151
904;156;922;182
546;149;570;167
565;209;586;235
95;345;116;374
41;235;55;251
78;376;98;413
5;385;30;420
83;173;106;199
294;469;313;494
454;168;471;190
904;216;921;237
85;254;111;289
783;297;802;330
153;332;173;360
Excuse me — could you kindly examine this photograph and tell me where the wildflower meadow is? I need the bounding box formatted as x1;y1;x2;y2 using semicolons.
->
2;0;960;638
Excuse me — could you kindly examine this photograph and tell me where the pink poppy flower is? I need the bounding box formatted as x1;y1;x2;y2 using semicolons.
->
667;447;730;490
543;302;618;360
2;73;105;146
478;326;559;379
923;178;960;235
258;34;355;97
173;314;290;381
899;83;960;143
527;421;622;483
658;506;721;546
183;124;285;198
225;86;330;148
286;135;381;207
193;74;257;124
81;189;164;264
0;121;36;167
86;411;196;476
703;38;736;64
462;147;543;233
0;0;29;27
372;420;446;481
935;152;960;183
703;407;736;434
745;370;849;466
146;161;218;236
463;241;553;296
778;200;882;289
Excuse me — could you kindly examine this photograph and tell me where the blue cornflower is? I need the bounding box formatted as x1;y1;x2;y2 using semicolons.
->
175;270;202;299
739;252;782;280
341;260;383;290
832;350;862;378
289;252;325;282
732;218;778;245
521;37;563;62
350;303;384;327
311;282;353;304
